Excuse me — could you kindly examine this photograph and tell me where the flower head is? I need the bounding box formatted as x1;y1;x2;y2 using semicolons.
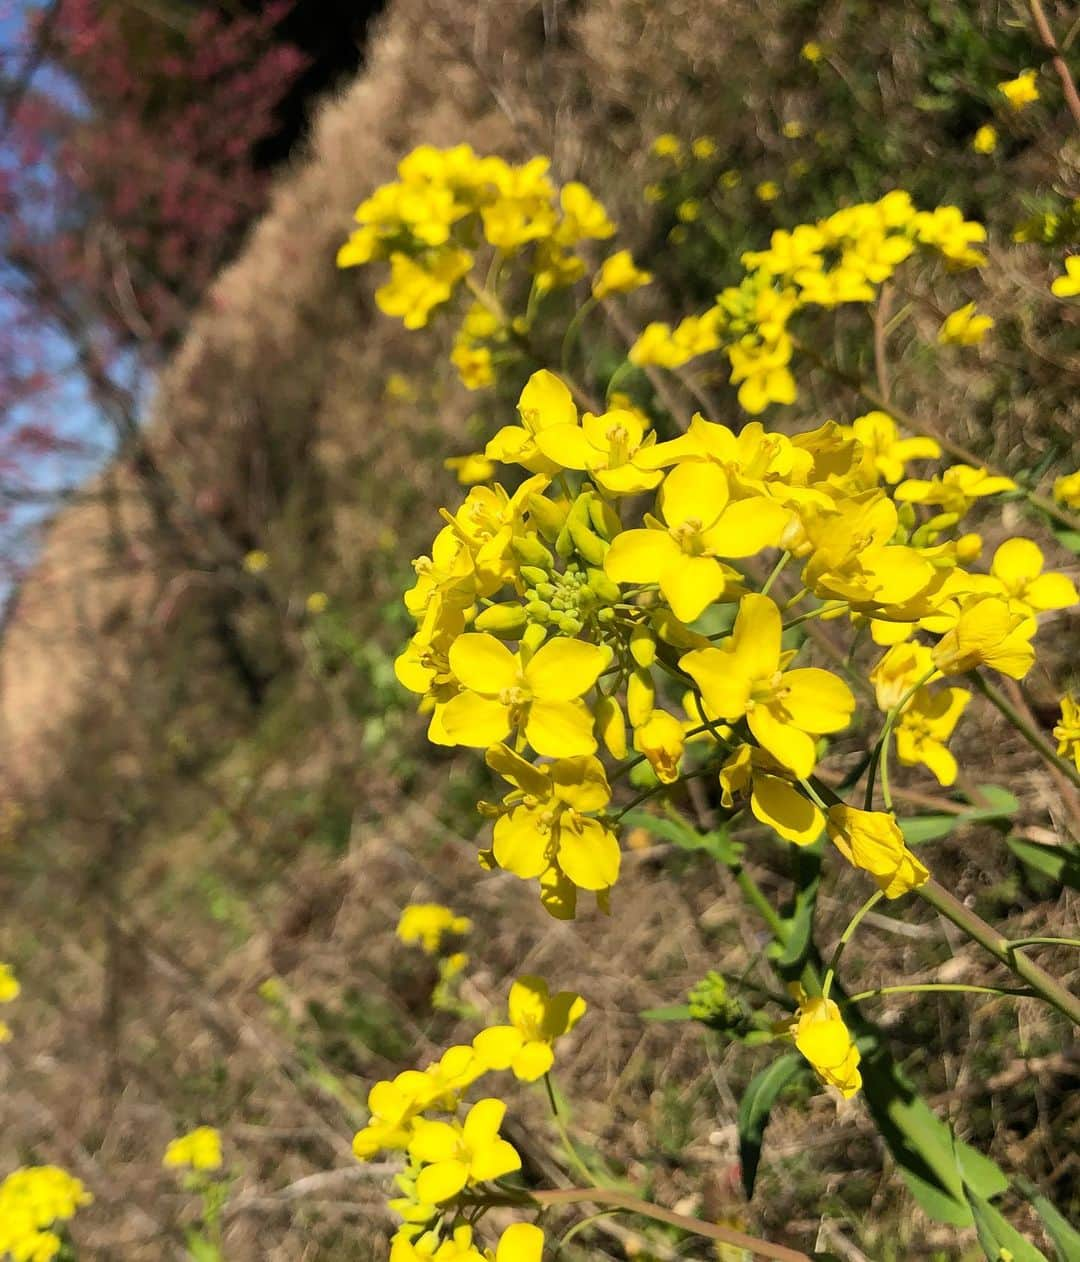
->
998;70;1039;110
826;805;929;898
408;1098;521;1204
397;904;472;955
938;302;994;346
163;1125;222;1172
784;990;861;1098
473;975;586;1081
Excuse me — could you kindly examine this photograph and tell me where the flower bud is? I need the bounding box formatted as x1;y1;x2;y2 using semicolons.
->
594;695;627;759
627;666;655;727
527;492;571;542
475;602;529;638
629;622;657;668
512;532;555;567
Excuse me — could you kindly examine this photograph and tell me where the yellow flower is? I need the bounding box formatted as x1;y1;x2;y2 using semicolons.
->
0;1166;92;1262
691;136;717;159
755;180;780;203
895;686;970;786
972;124;998;154
989;538;1077;614
895;464;1016;515
445;453;497;485
376;248;473;330
651;133;683;159
726;335;797;414
305;591;329;614
718;743;824;845
391;1223;484;1262
556;182;615;245
825;805;929;898
931;595;1036;679
451;343;495;390
439;634;607;757
643;182;665;204
243;549;269;574
681;594;855;778
385;373;420;402
633;710;686;783
848;411;941;484
998;69;1039;110
493;1223;545;1262
473;975;586;1081
397;904;472;955
163;1125;222;1171
604;464;790;622
0;962;19;1004
785;990;862;1098
801;41;824;63
1054;468;1080;509
533;405;662;496
485;744;620;900
677;198;701;222
1053;695;1080;771
720;169;742;189
486;370;577;475
938;302;994;346
408;1098;521;1203
629;312;723;369
592;249;653;298
1051;257;1080;298
782;120;804;139
869;641;935;711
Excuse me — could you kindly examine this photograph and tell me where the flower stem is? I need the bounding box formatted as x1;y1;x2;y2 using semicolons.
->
968;671;1080;793
917;878;1080;1026
822;890;884;1000
848;981;1034;1003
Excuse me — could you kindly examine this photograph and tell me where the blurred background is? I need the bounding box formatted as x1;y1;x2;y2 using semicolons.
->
0;1;1077;1257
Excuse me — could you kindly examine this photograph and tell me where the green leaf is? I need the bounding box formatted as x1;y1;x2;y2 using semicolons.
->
900;815;957;845
970;785;1020;818
1007;837;1080;891
737;1053;809;1199
857;1033;1008;1226
1016;1179;1080;1261
621;810;740;863
965;1188;1050;1262
1051;528;1080;557
775;845;822;973
640;1003;693;1022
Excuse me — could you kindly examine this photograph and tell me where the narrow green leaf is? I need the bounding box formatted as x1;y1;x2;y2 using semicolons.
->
639;1003;693;1022
1007;837;1080;891
1051;528;1080;557
900;815;957;845
620;810;739;862
737;1053;809;1199
1015;1180;1080;1262
966;1188;1050;1262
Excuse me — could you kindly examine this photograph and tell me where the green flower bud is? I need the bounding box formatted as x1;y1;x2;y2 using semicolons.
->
588;495;622;542
587;569;622;604
527;492;570;542
525;600;552;621
520;565;551;587
687;971;749;1036
512;532;556;567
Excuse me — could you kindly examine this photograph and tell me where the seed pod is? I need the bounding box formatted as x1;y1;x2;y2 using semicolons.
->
627;666;655;727
475;602;529;638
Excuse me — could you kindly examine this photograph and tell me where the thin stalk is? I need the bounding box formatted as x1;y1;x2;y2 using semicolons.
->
783;601;847;631
1026;0;1080;132
1007;935;1080;950
865;667;936;810
822;891;884;1000
526;1188;813;1261
969;672;1080;793
848;982;1035;1003
560;297;597;374
918;879;1080;1026
543;1074;598;1188
760;551;792;596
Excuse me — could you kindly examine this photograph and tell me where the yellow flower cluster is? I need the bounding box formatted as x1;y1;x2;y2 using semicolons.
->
163;1126;223;1172
353;977;581;1258
0;1166;91;1262
630;191;987;412
338;145;638;392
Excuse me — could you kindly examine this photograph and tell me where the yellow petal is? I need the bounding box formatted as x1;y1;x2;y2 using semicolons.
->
730;593;783;684
409;1121;460;1164
511;1040;555;1081
493;808;551;879
749;704;817;778
751;774;824;844
469;1137;522;1183
518;369;577;433
604;529;681;585
415;1159;469;1204
702;496;791;557
439;692;511;747
557;815;620;890
660;554;729;623
496;1223;545;1262
450;634;519;693
660;462;730;529
781;668;856;734
991;537;1043;587
473;1025;526;1071
680;646;753;719
525;638;608;700
525;700;597;757
533;424;598;470
463;1097;506;1146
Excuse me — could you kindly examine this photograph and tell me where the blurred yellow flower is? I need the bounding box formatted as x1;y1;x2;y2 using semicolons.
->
998;69;1039;110
592;249;653;299
826;805;929;898
938;302;994;346
651;133;683;159
1051;257;1080;298
677;198;701;222
782;120;804;139
801;41;824;63
643;182;665;204
397;903;472;955
1054;695;1080;771
1053;468;1080;508
243;549;269;574
720;169;742;189
755;180;780;203
785;989;861;1098
972;124;998;154
691;136;717;158
444;453;496;485
163;1125;222;1171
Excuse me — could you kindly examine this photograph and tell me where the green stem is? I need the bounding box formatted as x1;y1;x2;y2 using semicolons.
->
865;667;937;811
782;601;847;631
1007;935;1080;950
917;879;1080;1027
848;982;1035;1003
561;297;597;374
968;672;1080;793
821;891;884;1000
543;1074;598;1187
760;551;792;597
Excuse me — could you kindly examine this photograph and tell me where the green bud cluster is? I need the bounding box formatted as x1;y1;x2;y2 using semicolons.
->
687;971;750;1036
